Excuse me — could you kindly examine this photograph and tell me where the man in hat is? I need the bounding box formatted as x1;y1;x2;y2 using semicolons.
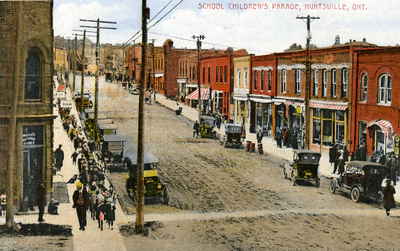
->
72;181;89;230
54;145;64;172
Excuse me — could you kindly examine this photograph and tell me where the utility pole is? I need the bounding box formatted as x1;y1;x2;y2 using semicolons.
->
192;34;205;121
135;0;149;234
6;1;23;229
80;18;117;125
297;15;319;150
151;39;155;91
80;30;86;112
73;34;77;92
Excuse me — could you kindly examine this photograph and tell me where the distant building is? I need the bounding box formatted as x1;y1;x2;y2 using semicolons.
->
0;1;54;211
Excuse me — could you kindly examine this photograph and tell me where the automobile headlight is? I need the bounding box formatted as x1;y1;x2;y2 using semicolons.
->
157;184;162;189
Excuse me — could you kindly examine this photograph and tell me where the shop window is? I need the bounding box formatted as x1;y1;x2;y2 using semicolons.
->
215;66;218;82
202;67;205;83
312;70;318;96
341;68;348;98
359;73;368;101
261;70;265;90
25;47;42;101
312;119;321;144
331;69;336;98
237;69;241;88
267;70;272;90
280;69;287;93
295;69;301;94
322;69;328;97
378;73;392;105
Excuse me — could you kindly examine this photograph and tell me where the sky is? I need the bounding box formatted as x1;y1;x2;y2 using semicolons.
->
53;0;400;54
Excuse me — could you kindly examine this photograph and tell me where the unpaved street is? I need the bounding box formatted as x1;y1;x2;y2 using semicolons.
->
80;77;400;250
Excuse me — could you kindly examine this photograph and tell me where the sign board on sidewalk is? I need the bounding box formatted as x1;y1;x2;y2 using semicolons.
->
394;135;400;156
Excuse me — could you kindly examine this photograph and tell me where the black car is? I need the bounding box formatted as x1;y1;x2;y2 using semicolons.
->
329;161;387;203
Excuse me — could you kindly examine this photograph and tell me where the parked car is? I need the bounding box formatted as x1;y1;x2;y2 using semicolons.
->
329;161;387;203
281;150;321;187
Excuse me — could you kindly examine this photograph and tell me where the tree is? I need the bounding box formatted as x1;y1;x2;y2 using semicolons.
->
285;43;303;51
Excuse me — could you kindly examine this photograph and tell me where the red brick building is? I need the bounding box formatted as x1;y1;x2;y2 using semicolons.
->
352;47;400;155
249;54;277;135
199;49;247;119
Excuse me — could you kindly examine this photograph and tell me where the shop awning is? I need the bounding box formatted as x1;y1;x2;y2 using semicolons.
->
186;88;209;100
309;100;347;110
250;97;273;104
57;85;65;92
286;100;304;108
367;120;393;135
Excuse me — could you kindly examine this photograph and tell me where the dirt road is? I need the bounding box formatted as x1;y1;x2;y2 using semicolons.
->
83;78;400;250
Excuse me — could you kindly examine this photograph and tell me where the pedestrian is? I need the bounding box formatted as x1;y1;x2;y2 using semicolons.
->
72;181;89;231
54;145;64;172
335;148;345;175
37;182;46;223
73;137;80;151
275;129;282;148
193;120;200;138
383;178;396;216
71;151;79;166
256;128;263;144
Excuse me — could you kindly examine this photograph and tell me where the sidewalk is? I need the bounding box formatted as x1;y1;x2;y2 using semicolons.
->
53;78;128;251
155;94;400;202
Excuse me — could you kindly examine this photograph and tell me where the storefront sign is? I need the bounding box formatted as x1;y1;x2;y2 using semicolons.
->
296;106;302;114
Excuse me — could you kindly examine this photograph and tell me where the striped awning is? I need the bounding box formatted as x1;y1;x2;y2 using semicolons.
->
186;88;209;100
309;100;347;110
367;120;393;135
57;84;65;92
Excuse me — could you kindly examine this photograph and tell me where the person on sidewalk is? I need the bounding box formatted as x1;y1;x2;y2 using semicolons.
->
54;145;64;172
71;151;79;166
275;128;282;148
256;128;263;144
383;178;396;216
37;182;46;223
193;120;200;138
72;181;89;231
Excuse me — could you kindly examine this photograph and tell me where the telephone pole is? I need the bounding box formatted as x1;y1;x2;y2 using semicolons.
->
296;15;319;150
151;39;155;91
80;18;117;125
73;34;77;92
192;34;205;121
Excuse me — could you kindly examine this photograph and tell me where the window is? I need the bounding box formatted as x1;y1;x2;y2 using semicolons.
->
224;65;227;82
331;69;336;97
312;70;319;96
261;70;265;90
280;69;287;93
359;73;368;101
322;69;328;97
253;71;258;90
341;68;348;97
267;70;272;90
244;68;248;88
378;73;392;105
25;47;42;100
237;69;241;87
208;66;211;83
220;66;223;82
215;66;219;83
202;67;205;83
295;69;301;94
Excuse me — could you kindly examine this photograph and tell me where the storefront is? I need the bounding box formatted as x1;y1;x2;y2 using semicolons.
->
367;120;394;154
212;90;224;114
274;103;286;131
311;108;347;146
250;98;273;136
234;96;249;126
177;78;187;101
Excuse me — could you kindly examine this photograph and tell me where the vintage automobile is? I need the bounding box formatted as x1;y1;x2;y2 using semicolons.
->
74;91;93;109
199;115;216;138
281;150;321;187
102;134;126;161
124;145;168;204
98;123;117;137
329;161;387;203
220;123;243;148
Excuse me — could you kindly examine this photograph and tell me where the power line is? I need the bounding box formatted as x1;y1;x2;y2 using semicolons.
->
121;0;177;48
121;0;184;48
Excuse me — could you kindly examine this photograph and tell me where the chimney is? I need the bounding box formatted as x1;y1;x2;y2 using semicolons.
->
362;38;366;43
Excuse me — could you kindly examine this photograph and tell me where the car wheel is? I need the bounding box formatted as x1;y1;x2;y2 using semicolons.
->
315;178;320;188
329;180;337;194
351;187;361;202
162;188;169;205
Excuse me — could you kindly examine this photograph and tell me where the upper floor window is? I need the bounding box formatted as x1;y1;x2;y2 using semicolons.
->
208;66;211;83
378;73;392;105
341;68;348;98
219;66;223;82
312;70;318;96
331;69;337;98
322;69;328;97
237;69;241;87
202;67;205;83
244;68;248;88
267;70;272;90
224;65;227;82
261;70;265;90
359;73;368;102
295;69;301;94
253;71;258;90
215;66;219;83
280;69;287;93
25;47;42;101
